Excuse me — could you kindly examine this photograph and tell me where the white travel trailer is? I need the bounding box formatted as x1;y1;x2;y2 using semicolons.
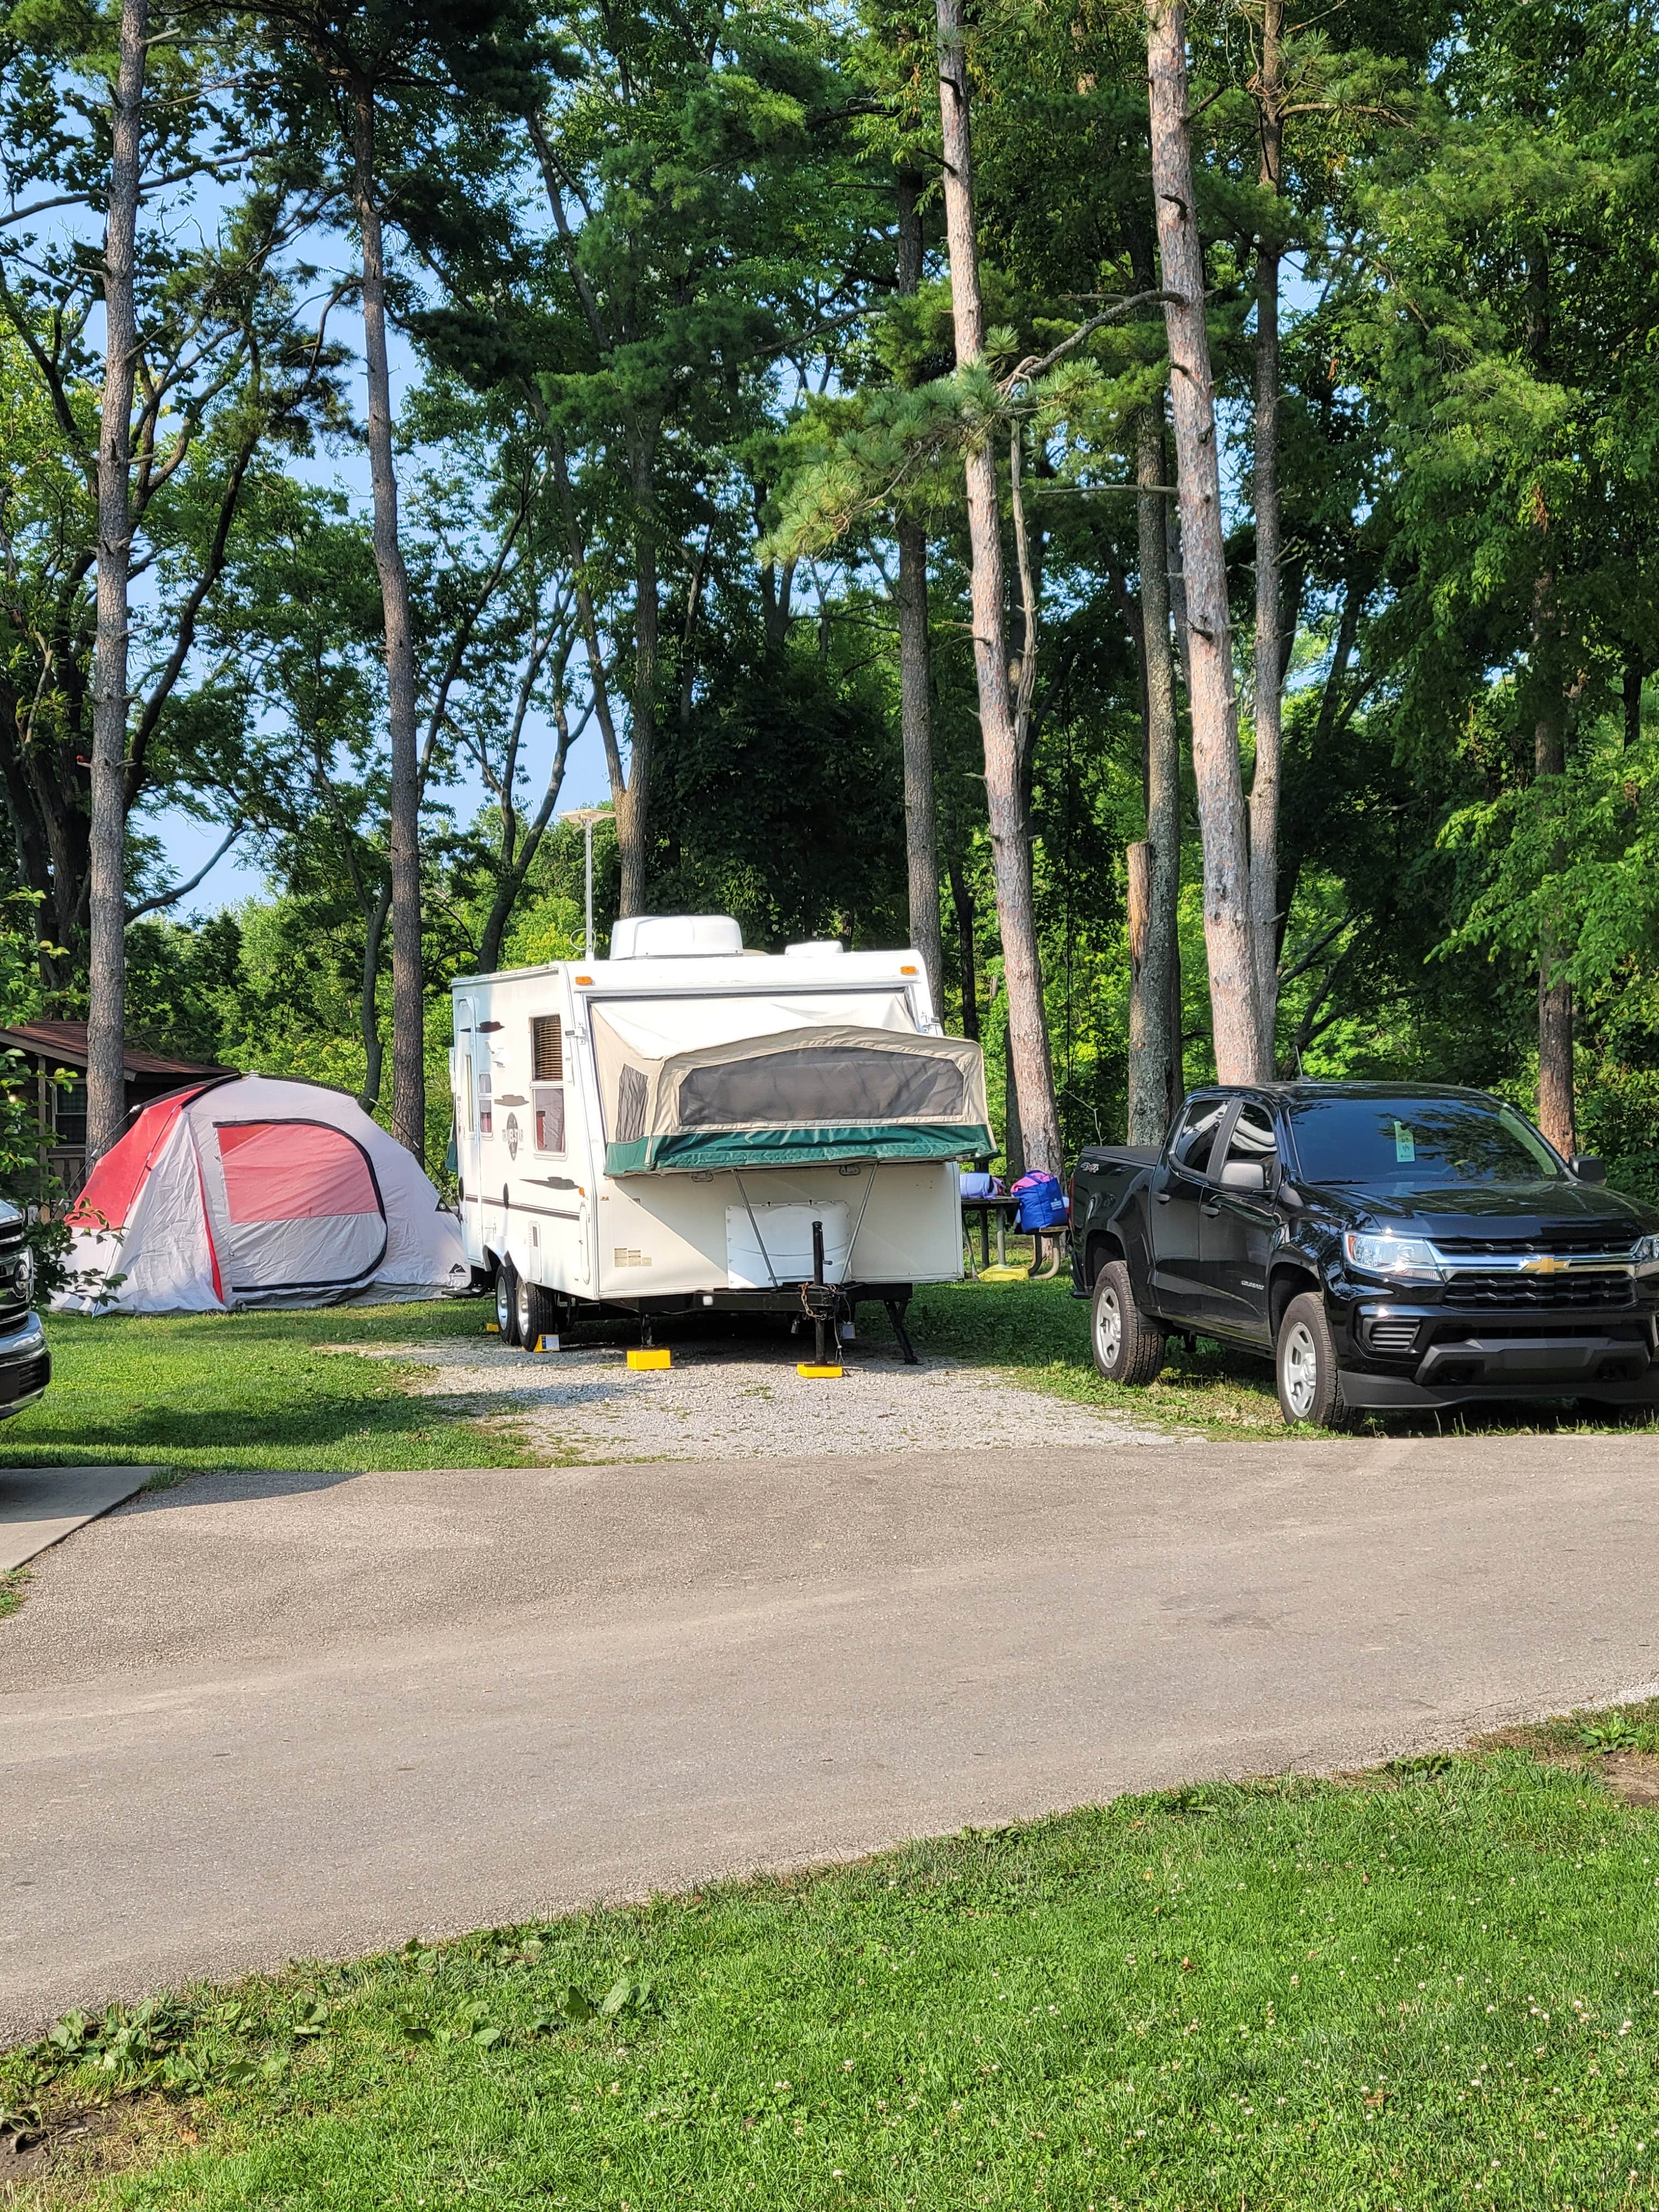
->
449;915;991;1359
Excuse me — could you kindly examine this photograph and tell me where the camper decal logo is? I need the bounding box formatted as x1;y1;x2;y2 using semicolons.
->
504;1111;521;1161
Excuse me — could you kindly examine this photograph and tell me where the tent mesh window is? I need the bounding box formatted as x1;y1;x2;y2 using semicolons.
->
616;1065;648;1143
531;1015;563;1081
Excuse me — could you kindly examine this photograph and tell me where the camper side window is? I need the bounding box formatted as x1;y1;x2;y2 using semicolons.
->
534;1085;566;1155
477;1068;493;1137
531;1016;563;1080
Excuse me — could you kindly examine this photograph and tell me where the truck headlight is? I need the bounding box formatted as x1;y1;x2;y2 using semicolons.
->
1343;1230;1441;1283
1633;1233;1659;1273
14;1247;32;1296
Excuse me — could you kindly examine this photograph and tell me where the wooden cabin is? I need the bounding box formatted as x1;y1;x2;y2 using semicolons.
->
0;1019;233;1200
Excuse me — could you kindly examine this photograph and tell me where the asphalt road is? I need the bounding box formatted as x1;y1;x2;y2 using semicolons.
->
4;1432;1658;2042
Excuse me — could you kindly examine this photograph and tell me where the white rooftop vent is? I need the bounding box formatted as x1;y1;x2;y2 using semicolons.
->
783;940;845;957
609;914;744;961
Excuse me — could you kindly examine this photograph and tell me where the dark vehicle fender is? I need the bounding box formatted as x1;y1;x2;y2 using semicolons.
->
1265;1250;1323;1338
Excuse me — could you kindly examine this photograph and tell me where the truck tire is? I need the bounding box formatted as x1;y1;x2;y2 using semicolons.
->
515;1273;560;1351
494;1257;522;1347
1091;1260;1165;1386
1276;1291;1352;1430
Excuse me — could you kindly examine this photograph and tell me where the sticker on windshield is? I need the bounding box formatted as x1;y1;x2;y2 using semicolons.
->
1393;1120;1416;1163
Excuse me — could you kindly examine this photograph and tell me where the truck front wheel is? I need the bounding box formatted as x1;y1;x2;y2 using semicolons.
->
1276;1292;1352;1430
1091;1260;1165;1387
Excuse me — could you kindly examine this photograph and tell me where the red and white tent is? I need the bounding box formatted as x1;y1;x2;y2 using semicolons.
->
55;1074;471;1314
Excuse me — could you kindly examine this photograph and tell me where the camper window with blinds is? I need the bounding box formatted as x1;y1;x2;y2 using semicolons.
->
450;916;991;1356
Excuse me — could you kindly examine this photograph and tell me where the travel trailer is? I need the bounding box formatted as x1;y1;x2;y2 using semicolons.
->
449;916;991;1357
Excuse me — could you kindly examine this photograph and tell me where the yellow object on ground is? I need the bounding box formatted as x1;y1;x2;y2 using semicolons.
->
484;1319;502;1333
797;1363;844;1379
531;1334;560;1353
628;1347;671;1370
979;1264;1031;1282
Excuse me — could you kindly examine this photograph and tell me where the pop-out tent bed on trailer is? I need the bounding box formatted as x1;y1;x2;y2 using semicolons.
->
54;1074;471;1313
451;916;993;1357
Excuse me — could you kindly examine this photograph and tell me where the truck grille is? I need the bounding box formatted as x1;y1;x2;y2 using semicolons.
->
1435;1233;1634;1256
1445;1274;1634;1310
0;1239;29;1331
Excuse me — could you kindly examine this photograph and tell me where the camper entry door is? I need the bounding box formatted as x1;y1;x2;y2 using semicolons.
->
456;997;489;1205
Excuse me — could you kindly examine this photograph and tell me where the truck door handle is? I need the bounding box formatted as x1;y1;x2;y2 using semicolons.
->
1200;1201;1221;1216
1155;1190;1172;1204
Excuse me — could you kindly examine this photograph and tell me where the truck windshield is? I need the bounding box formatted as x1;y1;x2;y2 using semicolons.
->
1287;1097;1564;1186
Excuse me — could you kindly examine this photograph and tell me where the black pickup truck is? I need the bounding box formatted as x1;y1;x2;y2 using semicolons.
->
1068;1081;1659;1428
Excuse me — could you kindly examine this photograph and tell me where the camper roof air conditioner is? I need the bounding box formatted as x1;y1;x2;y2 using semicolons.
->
783;940;845;957
610;914;744;961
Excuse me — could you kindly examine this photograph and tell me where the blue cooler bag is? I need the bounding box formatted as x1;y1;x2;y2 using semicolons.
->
1011;1170;1068;1231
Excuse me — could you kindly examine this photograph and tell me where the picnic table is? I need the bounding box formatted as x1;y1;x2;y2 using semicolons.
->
960;1193;1067;1280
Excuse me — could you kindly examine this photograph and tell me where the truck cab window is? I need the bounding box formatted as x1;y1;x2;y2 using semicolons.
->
1223;1100;1278;1168
1170;1097;1227;1175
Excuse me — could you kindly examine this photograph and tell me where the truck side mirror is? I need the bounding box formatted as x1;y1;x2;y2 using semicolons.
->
1570;1154;1606;1184
1218;1158;1267;1193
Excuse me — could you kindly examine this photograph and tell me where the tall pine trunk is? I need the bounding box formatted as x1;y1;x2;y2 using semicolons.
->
1147;0;1262;1082
894;168;944;1015
1127;400;1183;1142
86;0;148;1169
616;428;658;917
1525;241;1572;1155
351;82;424;1160
1248;0;1285;1073
1534;574;1574;1155
935;0;1061;1176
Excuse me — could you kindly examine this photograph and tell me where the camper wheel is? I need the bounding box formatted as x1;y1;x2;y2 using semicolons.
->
493;1259;521;1346
515;1273;560;1352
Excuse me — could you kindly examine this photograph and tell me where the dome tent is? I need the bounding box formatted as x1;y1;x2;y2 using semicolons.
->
55;1074;470;1314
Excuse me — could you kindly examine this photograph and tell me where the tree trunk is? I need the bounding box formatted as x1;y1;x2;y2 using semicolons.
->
1001;993;1024;1182
935;0;1061;1176
949;857;980;1041
1534;575;1574;1156
1147;0;1261;1083
357;877;391;1115
1127;401;1183;1142
894;168;944;1018
351;82;424;1160
1623;648;1644;749
1525;242;1572;1156
616;428;658;917
1248;0;1285;1073
86;0;148;1168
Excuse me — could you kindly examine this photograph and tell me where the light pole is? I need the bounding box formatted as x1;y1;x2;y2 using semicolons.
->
561;807;614;961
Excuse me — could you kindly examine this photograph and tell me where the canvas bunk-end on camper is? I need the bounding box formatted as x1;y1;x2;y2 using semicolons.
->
450;915;991;1358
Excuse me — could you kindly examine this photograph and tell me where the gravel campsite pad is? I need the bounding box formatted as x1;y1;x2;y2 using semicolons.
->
337;1328;1173;1461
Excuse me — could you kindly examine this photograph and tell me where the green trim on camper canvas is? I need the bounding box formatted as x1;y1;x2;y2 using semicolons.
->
603;1121;994;1176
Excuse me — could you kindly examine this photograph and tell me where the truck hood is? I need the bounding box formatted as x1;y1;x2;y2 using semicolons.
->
1307;1180;1659;1246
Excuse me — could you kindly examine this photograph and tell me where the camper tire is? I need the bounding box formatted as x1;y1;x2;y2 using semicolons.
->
493;1259;521;1346
515;1274;560;1352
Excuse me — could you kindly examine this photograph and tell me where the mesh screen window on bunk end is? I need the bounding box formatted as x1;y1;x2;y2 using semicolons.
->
532;1015;563;1081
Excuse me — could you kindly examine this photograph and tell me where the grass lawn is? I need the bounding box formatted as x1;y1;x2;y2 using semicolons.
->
0;1273;1649;1482
914;1269;1659;1441
8;1722;1659;2208
0;1302;533;1476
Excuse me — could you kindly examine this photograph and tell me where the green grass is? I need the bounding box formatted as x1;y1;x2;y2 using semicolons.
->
0;1565;28;1618
10;1737;1659;2208
914;1269;1659;1440
0;1301;533;1477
